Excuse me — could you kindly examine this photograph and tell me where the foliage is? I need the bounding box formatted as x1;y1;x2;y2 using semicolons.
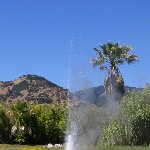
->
91;42;138;71
0;102;67;145
0;105;11;143
12;80;29;92
102;87;150;146
122;88;150;145
102;119;128;146
44;105;67;144
25;74;56;87
30;104;67;144
2;86;150;146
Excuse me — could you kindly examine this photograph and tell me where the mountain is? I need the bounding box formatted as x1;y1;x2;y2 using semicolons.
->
0;74;143;106
0;74;69;106
75;85;143;106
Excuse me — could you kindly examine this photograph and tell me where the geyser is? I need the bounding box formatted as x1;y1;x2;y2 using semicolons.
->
65;39;122;150
65;101;102;150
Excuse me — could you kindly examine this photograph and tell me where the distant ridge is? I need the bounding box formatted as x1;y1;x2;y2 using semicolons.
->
0;74;143;106
0;74;68;106
75;85;143;105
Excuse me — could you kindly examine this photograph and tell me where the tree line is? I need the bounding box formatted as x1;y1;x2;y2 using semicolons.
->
0;102;67;144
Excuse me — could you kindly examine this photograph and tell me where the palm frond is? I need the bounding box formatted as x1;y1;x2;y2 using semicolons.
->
93;48;101;55
91;56;105;67
99;65;108;71
116;59;124;65
126;54;138;64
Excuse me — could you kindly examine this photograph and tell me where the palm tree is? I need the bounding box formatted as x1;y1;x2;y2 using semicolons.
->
91;42;138;100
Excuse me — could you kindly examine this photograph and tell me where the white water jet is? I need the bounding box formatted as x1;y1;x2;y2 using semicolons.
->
65;35;121;150
65;97;102;150
65;135;74;150
65;35;102;150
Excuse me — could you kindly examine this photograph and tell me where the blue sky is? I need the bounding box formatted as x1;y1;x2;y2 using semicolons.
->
0;0;150;91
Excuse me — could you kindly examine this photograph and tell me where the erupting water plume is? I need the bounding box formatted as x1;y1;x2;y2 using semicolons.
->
65;35;102;149
65;89;121;150
65;101;102;150
65;39;123;150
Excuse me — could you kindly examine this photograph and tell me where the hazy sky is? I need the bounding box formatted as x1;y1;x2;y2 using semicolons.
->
0;0;150;91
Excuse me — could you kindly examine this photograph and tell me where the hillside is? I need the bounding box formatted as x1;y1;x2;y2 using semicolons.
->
0;74;143;106
0;74;68;106
75;85;143;105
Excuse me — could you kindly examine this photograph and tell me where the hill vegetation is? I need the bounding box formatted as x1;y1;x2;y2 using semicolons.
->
0;74;68;107
0;74;142;107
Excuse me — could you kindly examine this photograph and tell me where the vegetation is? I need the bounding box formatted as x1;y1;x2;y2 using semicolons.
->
25;74;57;87
0;86;150;147
92;42;138;99
0;102;67;145
101;86;150;146
0;74;68;105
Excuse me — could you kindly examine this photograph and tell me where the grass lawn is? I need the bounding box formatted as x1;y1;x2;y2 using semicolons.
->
0;144;63;150
1;144;150;150
97;146;150;150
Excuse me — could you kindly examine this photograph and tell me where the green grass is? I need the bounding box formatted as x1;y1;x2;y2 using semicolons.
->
97;146;150;150
0;144;63;150
1;144;150;150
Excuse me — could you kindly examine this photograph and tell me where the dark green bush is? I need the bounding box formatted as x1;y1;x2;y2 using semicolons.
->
0;101;67;145
44;105;67;144
0;105;11;143
131;114;150;145
9;101;32;144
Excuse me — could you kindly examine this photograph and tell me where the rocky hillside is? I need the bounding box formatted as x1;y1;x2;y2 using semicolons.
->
0;74;69;106
0;74;143;107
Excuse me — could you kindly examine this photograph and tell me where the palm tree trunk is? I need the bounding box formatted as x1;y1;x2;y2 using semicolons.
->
104;67;125;100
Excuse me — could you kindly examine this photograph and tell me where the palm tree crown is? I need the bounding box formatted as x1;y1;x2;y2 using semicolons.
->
92;42;138;70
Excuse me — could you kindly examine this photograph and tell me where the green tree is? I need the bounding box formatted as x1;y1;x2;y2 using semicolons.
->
121;88;150;146
101;87;150;146
0;105;11;143
92;42;138;99
10;101;32;144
